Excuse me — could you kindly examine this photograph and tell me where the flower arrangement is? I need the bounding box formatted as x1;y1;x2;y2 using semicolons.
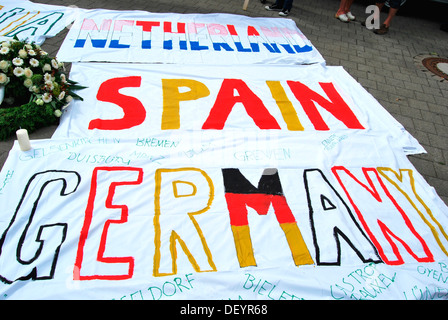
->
0;37;85;140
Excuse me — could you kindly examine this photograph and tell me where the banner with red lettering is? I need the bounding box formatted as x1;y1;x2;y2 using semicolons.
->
55;9;325;65
0;0;83;45
0;133;447;299
52;62;424;155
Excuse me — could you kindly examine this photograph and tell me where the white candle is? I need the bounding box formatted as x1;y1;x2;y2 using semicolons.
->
243;0;250;10
16;129;31;151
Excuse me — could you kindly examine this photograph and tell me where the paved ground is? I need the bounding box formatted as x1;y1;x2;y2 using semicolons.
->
0;0;447;204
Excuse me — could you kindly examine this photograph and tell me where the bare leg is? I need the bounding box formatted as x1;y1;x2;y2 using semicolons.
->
336;0;349;15
344;0;354;12
383;7;398;27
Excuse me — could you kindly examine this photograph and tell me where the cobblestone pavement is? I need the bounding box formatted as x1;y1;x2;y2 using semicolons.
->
0;0;447;204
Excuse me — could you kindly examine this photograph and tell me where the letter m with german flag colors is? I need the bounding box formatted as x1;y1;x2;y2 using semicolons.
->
222;168;314;268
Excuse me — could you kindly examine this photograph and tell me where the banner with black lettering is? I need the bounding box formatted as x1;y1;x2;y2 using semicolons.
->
0;134;447;299
55;9;325;65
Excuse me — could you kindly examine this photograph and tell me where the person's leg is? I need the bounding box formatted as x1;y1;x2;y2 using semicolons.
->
383;7;398;27
283;0;293;10
266;0;284;10
344;0;354;12
336;0;348;16
374;0;399;34
345;0;355;20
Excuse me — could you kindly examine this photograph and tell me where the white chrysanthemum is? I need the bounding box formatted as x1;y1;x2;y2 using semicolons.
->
27;49;36;56
0;60;9;71
40;50;48;56
42;92;52;103
51;59;59;69
2;42;11;48
12;57;23;66
23;78;33;88
30;85;40;93
44;73;52;82
60;74;67;83
45;80;54;91
18;49;27;58
29;58;39;67
0;73;9;84
24;68;33;78
0;47;10;54
42;63;51;72
13;67;24;77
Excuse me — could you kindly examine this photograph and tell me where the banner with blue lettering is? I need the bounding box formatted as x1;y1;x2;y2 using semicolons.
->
52;62;424;155
55;9;325;65
0;0;83;45
1;133;448;299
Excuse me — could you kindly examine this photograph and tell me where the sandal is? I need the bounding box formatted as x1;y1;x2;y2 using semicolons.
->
346;11;355;20
374;24;389;35
335;13;349;22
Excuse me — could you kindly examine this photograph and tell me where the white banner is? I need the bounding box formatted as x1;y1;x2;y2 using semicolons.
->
0;0;83;45
52;62;424;155
0;134;447;299
56;9;325;65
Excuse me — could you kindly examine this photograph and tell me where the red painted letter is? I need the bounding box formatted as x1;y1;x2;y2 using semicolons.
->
287;81;365;130
75;167;144;280
202;79;281;129
89;76;146;131
332;166;434;265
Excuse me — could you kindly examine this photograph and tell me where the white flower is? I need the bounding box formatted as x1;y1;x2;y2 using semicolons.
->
40;50;48;56
29;58;39;67
42;92;52;103
60;74;67;83
23;78;33;88
1;42;10;48
45;80;54;91
0;60;9;71
24;68;33;78
18;49;27;58
65;95;73;103
35;98;44;106
0;47;10;54
51;59;59;69
27;49;36;56
54;109;63;117
13;67;24;77
44;73;52;82
58;91;66;100
0;73;9;84
12;57;23;66
42;63;51;72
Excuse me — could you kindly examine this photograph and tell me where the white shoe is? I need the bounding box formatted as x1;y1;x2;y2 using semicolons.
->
335;13;349;22
346;11;355;20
